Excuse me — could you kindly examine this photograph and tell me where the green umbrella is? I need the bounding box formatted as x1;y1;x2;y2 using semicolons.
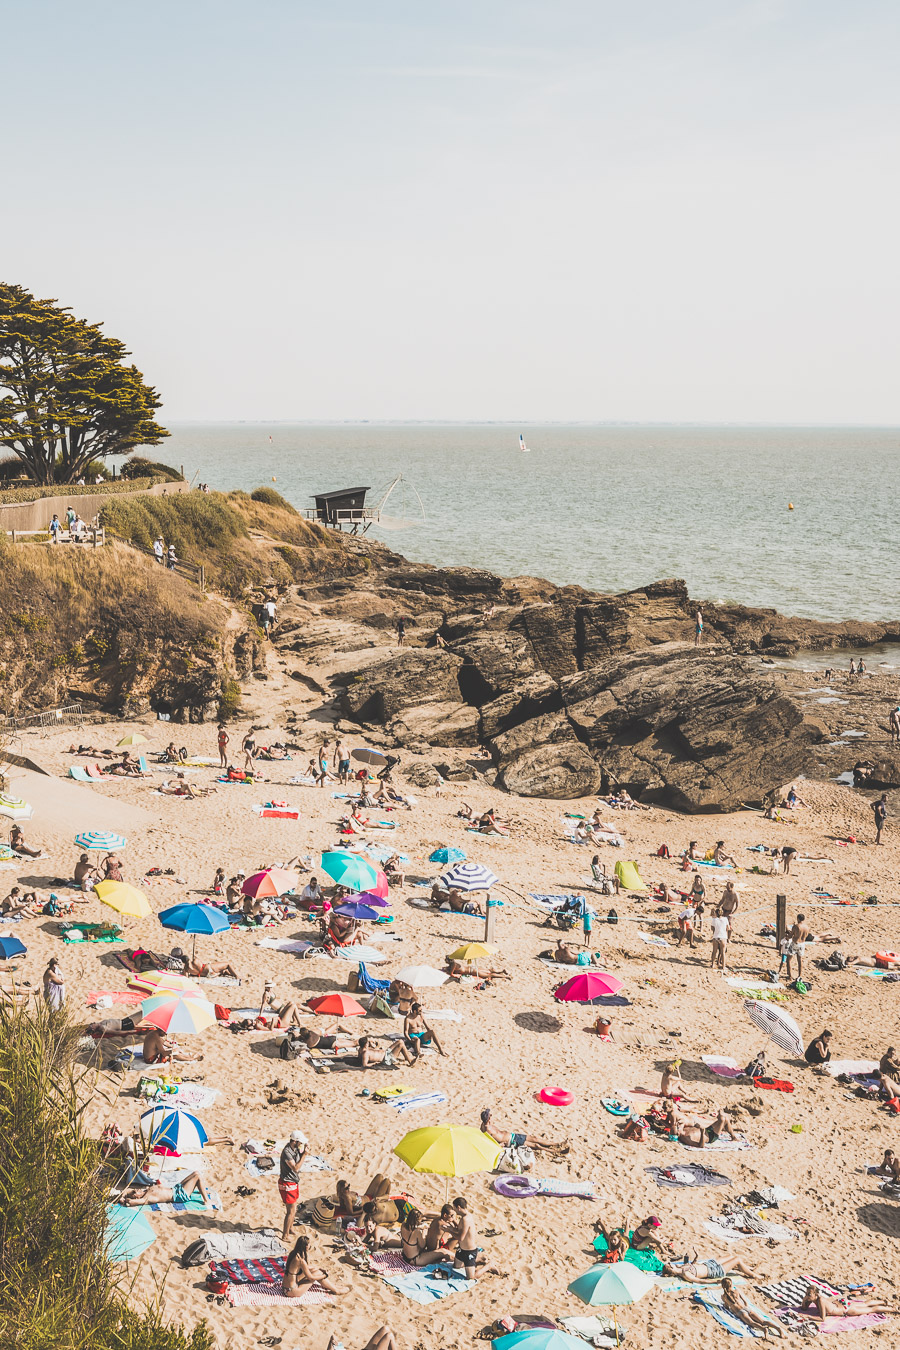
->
319;850;377;892
567;1262;655;1344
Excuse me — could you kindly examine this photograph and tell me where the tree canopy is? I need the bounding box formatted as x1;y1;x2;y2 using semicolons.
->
0;283;168;484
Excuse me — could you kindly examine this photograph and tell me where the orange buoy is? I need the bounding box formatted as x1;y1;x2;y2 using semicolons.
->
788;502;794;510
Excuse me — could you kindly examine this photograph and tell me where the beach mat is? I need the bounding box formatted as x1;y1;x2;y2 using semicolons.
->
646;1163;731;1188
693;1290;764;1337
225;1281;334;1307
380;1266;475;1304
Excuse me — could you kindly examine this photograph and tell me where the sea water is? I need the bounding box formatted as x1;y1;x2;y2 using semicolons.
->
153;423;899;623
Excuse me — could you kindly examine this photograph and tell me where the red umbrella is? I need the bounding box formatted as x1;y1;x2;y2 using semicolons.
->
369;870;389;899
553;971;623;1002
307;993;366;1017
241;868;299;899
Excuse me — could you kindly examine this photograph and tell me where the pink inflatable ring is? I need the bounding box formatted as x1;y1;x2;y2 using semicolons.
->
539;1086;573;1107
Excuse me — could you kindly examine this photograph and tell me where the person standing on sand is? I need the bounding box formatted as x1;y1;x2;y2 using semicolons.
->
279;1129;308;1242
396;616;406;646
217;724;229;768
709;907;729;970
873;793;888;844
782;913;810;981
334;738;351;785
316;741;331;787
451;1197;484;1280
890;707;900;744
241;729;256;772
694;609;703;646
43;958;65;1010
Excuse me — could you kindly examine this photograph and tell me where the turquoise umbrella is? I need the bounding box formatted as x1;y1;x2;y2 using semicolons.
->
567;1262;655;1344
494;1332;591;1350
320;850;377;891
429;846;466;865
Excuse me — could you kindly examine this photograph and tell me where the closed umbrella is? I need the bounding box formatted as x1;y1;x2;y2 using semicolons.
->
440;861;499;892
320;851;378;892
307;993;366;1017
554;971;624;1002
351;748;388;766
75;831;127;852
94;881;151;919
139;1105;208;1152
158;901;231;961
567;1261;655;1343
241;868;299;899
429;846;466;865
743;1000;804;1057
0;936;27;959
333;900;382;921
395;965;449;988
394;1123;502;1200
141;993;216;1034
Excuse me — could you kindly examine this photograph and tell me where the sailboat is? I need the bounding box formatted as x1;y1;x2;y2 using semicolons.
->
518;434;531;453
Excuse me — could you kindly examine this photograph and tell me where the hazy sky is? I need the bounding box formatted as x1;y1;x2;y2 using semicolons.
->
3;2;899;422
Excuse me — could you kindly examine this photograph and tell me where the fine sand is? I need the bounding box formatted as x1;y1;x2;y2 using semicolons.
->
4;713;900;1350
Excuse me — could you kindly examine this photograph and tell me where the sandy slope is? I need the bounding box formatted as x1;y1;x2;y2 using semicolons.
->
3;696;900;1350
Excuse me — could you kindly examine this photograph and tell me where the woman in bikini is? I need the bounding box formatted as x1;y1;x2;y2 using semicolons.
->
799;1286;900;1319
281;1235;346;1298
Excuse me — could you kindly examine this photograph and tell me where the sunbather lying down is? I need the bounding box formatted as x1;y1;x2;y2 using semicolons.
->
799;1286;900;1319
662;1252;756;1282
678;1109;738;1149
721;1280;784;1339
119;1171;209;1207
327;1327;400;1350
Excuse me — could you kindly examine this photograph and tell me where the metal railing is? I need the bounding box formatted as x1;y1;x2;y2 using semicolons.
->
2;702;85;731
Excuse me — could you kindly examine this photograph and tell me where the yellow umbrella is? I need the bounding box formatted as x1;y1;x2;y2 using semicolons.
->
94;880;151;919
117;733;149;747
127;970;202;995
448;942;496;962
393;1124;502;1201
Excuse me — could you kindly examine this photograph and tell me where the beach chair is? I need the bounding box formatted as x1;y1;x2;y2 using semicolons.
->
68;767;92;782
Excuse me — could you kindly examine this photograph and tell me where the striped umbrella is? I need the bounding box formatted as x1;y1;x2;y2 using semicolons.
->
141;993;216;1034
75;831;127;852
743;999;804;1057
0;792;33;821
128;970;201;995
139;1106;208;1152
439;861;499;892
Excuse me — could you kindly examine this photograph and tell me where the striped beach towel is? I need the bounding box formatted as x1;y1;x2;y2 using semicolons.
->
210;1256;285;1284
225;1281;334;1307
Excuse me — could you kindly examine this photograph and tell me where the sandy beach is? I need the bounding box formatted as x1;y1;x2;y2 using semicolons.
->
3;655;900;1350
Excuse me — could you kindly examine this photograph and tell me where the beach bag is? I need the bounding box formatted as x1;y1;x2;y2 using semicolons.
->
496;1145;534;1174
214;1004;231;1022
656;844;670;857
607;908;619;925
279;1033;302;1061
181;1238;211;1268
310;1196;338;1232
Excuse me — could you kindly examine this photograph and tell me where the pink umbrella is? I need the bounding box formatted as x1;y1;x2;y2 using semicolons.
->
553;971;624;1002
369;870;389;899
241;868;298;899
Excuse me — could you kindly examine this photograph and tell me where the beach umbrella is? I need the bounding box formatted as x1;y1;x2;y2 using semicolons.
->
394;1123;502;1201
429;846;466;865
743;1000;804;1057
352;747;388;766
356;890;390;908
320;851;378;892
568;1260;654;1343
0;795;32;821
449;943;496;962
554;971;624;1002
116;733;148;747
369;869;390;899
158;901;231;961
241;868;299;899
75;831;127;852
139;1105;208;1152
493;1331;592;1350
307;992;366;1017
95;881;151;919
141;992;216;1034
333;900;382;921
439;861;499;892
105;1205;156;1262
395;965;450;988
0;936;26;959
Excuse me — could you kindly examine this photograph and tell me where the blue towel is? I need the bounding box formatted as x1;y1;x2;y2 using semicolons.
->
357;961;390;994
693;1291;763;1337
382;1266;474;1304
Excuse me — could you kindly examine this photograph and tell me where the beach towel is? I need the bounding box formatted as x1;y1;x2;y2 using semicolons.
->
256;808;300;820
701;1055;742;1078
148;1187;221;1214
694;859;735;869
646;1163;732;1188
380;1265;474;1304
68;766;92;782
357;961;391;994
757;1275;840;1305
255;938;317;954
210;1256;285;1284
387;1091;448;1113
757;1275;885;1331
87;990;145;1007
637;932;670;946
559;1316;619;1346
368;1251;415;1275
170;1084;219;1110
536;1178;596;1197
146;1155;206;1177
693;1290;764;1337
198;974;241;987
225;1281;334;1307
422;1008;463;1022
703;1211;795;1244
680;1132;751;1152
593;1233;663;1273
332;944;387;963
824;1059;879;1077
601;1098;631;1116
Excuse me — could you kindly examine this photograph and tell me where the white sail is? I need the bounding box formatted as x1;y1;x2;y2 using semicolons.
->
519;434;531;453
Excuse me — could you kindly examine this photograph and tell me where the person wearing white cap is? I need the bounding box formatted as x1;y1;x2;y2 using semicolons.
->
279;1130;309;1241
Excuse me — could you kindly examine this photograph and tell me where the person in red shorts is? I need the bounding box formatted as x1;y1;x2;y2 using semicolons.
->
279;1130;308;1241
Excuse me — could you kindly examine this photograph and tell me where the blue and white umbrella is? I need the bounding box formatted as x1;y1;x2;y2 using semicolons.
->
439;861;499;893
75;831;127;852
139;1106;208;1152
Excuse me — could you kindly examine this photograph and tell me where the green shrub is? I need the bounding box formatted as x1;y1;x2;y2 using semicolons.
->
123;457;185;483
218;677;242;719
0;477;163;505
0;1001;214;1350
250;486;297;512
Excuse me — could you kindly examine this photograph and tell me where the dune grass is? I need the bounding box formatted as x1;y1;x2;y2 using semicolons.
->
0;1000;213;1350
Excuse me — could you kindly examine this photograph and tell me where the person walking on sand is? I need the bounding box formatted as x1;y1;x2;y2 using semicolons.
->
217;724;229;769
709;907;729;971
873;793;888;845
241;729;256;773
279;1129;308;1242
694;608;703;646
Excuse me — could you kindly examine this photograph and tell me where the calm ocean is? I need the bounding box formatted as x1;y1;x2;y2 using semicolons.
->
155;424;899;623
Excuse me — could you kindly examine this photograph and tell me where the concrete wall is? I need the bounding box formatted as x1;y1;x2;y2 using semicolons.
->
0;479;190;533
